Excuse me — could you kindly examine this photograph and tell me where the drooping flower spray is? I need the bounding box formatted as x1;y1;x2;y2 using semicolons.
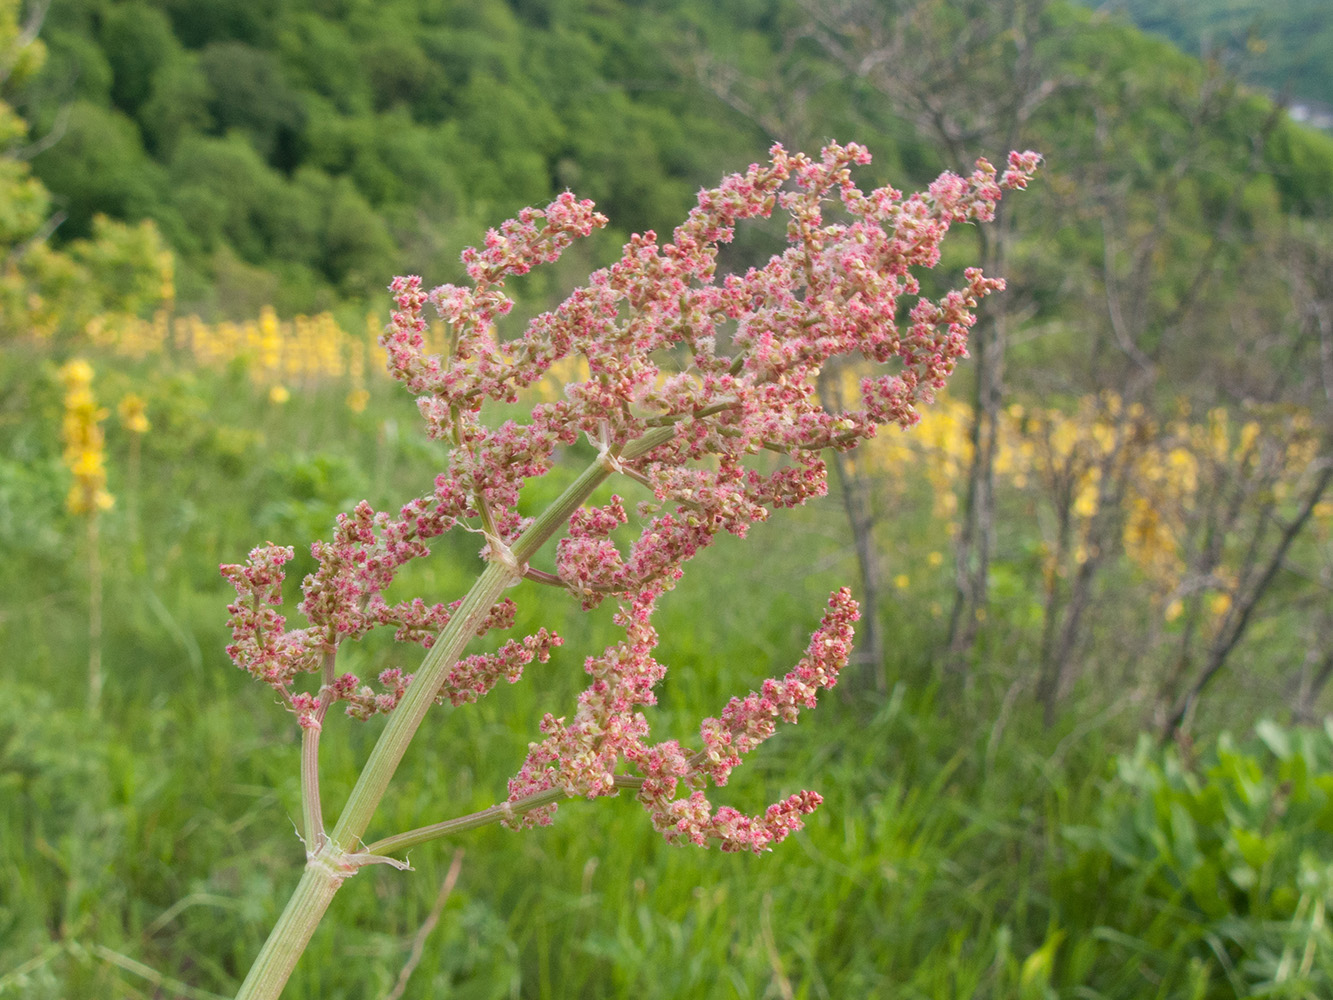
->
222;143;1040;999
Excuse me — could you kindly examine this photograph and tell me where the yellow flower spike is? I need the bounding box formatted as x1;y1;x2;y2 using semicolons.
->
1237;421;1260;456
260;305;280;338
349;336;366;382
85;315;108;346
58;359;113;517
70;449;105;478
1091;420;1115;455
1072;479;1099;519
1167;448;1198;493
269;384;291;405
1207;407;1229;457
155;246;175;294
59;358;94;388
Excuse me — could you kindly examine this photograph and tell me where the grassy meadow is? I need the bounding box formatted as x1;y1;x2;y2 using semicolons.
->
2;315;1332;1000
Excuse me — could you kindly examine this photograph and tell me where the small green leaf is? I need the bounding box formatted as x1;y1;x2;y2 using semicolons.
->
1256;719;1291;761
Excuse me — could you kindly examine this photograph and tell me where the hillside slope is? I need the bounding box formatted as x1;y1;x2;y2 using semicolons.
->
12;0;1333;335
1088;0;1332;113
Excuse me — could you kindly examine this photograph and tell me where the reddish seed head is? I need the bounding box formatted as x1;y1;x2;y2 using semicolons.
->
221;142;1037;846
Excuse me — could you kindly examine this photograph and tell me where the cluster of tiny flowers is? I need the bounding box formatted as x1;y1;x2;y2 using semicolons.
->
222;142;1038;845
508;588;858;852
220;535;551;725
117;392;150;435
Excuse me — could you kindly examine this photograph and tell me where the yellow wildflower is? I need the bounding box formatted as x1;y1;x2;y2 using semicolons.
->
117;393;150;434
346;387;370;414
58;359;113;516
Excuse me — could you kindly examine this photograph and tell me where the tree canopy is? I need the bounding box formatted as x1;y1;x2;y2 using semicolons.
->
10;0;1333;326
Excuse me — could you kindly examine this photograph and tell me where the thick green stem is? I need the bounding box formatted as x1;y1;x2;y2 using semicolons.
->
232;848;346;1000
328;558;521;850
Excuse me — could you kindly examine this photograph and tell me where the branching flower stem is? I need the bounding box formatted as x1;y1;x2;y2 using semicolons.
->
365;775;648;858
222;143;1039;1000
297;648;336;853
235;429;676;1000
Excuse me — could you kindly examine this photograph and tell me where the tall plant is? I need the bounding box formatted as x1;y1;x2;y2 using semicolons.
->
221;142;1039;999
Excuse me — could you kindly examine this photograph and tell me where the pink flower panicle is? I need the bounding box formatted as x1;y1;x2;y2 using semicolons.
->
221;142;1038;844
220;507;537;721
506;588;858;852
437;629;563;708
222;544;316;691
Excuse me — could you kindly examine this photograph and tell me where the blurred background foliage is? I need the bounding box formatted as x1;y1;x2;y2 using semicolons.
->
1084;0;1333;110
4;0;1333;997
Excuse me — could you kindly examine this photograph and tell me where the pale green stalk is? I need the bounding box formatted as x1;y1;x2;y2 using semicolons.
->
364;775;646;858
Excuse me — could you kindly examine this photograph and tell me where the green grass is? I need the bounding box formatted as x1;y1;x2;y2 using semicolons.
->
2;344;1330;999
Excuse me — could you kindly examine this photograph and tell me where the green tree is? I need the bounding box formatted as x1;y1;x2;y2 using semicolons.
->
320;175;395;293
0;0;167;340
30;100;163;238
274;11;369;115
100;1;177;115
197;41;307;168
161;0;280;49
167;132;282;260
138;49;214;158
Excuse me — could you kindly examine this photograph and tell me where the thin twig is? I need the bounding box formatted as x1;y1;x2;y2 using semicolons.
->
1164;461;1333;740
382;849;465;1000
89;943;231;1000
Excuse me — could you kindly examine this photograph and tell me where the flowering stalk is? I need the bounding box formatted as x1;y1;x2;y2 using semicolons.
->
223;143;1040;999
59;359;114;713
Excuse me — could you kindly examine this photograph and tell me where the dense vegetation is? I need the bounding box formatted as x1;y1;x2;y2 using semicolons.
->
1087;0;1333;109
7;341;1333;998
18;0;795;313
4;0;1333;997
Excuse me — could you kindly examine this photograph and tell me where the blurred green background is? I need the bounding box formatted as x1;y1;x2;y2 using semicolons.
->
3;0;1333;996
